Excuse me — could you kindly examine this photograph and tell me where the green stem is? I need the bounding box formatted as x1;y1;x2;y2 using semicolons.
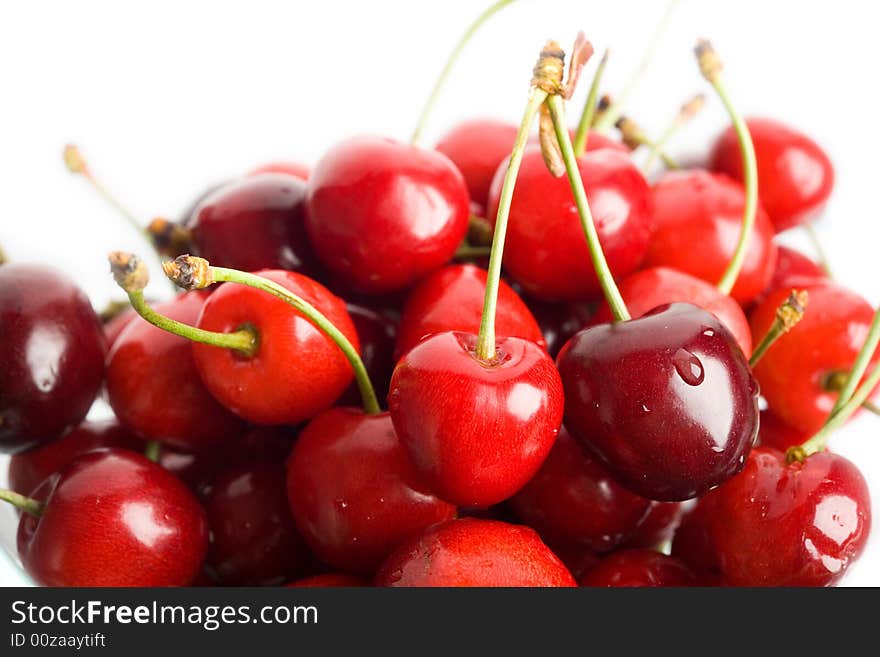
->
749;290;807;367
749;325;785;367
85;172;147;239
830;307;880;415
454;243;493;259
864;400;880;416
642;95;703;173
804;222;834;279
410;0;516;145
474;87;547;361
144;440;161;463
209;267;381;415
546;94;630;322
573;49;609;157
0;489;44;517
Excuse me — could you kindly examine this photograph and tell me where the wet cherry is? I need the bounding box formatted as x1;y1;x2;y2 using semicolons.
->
750;245;826;310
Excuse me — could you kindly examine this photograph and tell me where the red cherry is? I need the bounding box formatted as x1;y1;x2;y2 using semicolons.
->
287;574;369;587
375;518;576;587
750;245;826;309
699;447;871;586
670;501;723;585
103;305;139;349
17;449;208;586
0;264;106;453
592;266;753;357
552;547;601;581
579;549;697;587
189;174;321;275
106;291;246;450
749;282;879;434
757;409;811;451
389;331;563;506
558;303;759;501
394;264;544;360
247;161;310;180
305;136;470;294
623;501;684;550
509;428;651;552
8;419;139;496
203;460;314;586
644;170;778;304
192;270;359;425
710;117;835;232
486;146;652;301
286;408;456;574
337;303;398;407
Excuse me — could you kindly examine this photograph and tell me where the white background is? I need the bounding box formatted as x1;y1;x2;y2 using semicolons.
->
0;0;877;585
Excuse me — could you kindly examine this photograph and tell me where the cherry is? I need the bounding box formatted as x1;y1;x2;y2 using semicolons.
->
304;136;470;294
749;282;879;434
337;302;398;407
524;295;594;358
750;245;826;309
710;117;834;232
102;305;139;349
374;518;576;587
202;460;314;586
552;547;601;581
287;574;369;587
14;448;208;586
623;501;684;550
644;170;778;304
286;408;456;574
579;549;696;587
8;419;139;496
0;264;106;453
188;173;321;275
247;161;310;180
394;263;544;360
486;145;652;301
757;409;811;451
592;266;753;357
670;500;723;585
509;427;651;552
106;290;247;450
558;302;760;501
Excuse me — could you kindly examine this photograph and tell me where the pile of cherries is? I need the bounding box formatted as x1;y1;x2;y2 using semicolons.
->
0;11;875;588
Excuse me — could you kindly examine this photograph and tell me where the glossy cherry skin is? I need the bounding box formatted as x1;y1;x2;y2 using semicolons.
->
106;291;246;451
192;270;359;426
757;409;811;451
580;549;697;587
486;146;652;301
8;419;139;496
622;501;684;550
750;245;826;309
305;136;470;294
558;303;760;501
645;170;778;304
710;117;835;232
375;518;576;587
287;574;369;587
0;264;106;453
286;408;456;574
749;282;879;434
389;331;564;506
247;161;310;180
18;449;208;586
394;264;544;360
189;173;321;275
203;460;313;586
699;447;871;586
592;267;753;357
509;428;650;552
337;303;398;407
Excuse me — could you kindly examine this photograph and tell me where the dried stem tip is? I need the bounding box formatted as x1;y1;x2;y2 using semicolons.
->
777;290;809;331
695;39;723;82
63;144;88;174
678;93;706;123
615;116;646;150
532;40;566;94
163;255;213;290
148;217;192;257
109;251;149;293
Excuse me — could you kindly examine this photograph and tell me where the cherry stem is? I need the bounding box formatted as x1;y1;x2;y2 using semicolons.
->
143;440;161;463
749;290;808;367
696;43;758;296
475;87;547;360
617;117;679;168
830;306;880;416
642;93;705;173
0;489;44;517
0;243;6;265
864;400;880;416
546;93;631;322
468;214;494;246
166;258;381;415
592;0;680;134
573;48;609;156
454;243;493;260
804;221;834;278
410;0;516;146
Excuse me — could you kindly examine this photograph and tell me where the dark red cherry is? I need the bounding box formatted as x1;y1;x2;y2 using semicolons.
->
750;245;826;309
189;173;321;275
103;305;139;349
622;501;684;550
644;170;778;304
671;500;723;585
523;296;594;358
558;303;759;501
203;460;313;586
287;574;369;587
106;291;246;450
757;409;811;451
305;136;470;294
286;408;456;574
580;549;697;587
592;267;753;357
486;146;652;301
699;447;871;586
0;264;106;453
749;282;879;434
552;547;601;581
394;264;544;360
247;161;310;180
337;303;398;407
18;448;208;586
509;428;650;552
8;419;139;496
389;331;563;506
375;518;576;587
710;117;835;232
